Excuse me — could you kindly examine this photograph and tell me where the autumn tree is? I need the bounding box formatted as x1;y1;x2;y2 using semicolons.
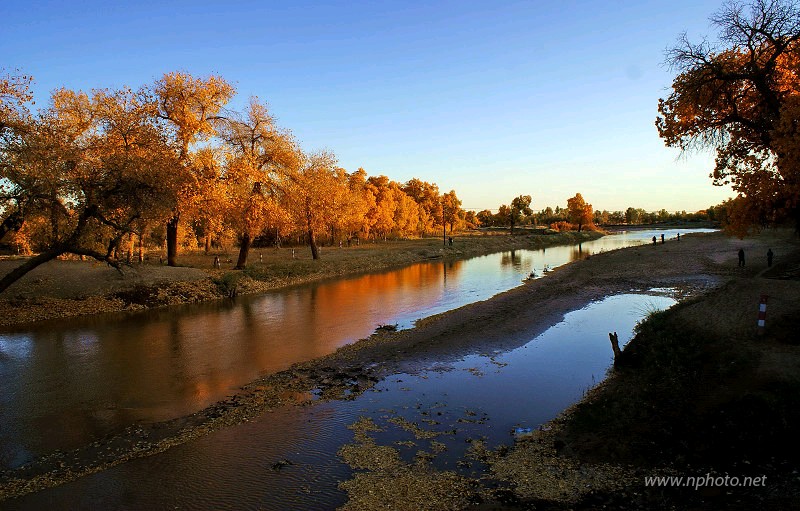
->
343;168;374;240
218;98;297;268
187;147;229;254
476;209;494;226
496;204;511;227
567;193;594;232
403;178;441;236
509;195;532;234
285;150;339;259
657;0;800;234
0;84;178;293
0;70;35;242
442;190;462;236
151;72;235;265
366;175;398;240
391;181;419;237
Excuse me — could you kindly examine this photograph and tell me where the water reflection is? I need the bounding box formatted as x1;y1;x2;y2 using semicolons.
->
0;228;714;469
5;294;676;510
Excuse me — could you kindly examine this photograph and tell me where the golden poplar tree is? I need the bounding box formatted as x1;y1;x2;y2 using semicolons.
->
151;72;235;265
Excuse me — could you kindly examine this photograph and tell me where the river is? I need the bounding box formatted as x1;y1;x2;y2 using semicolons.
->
0;228;713;471
5;293;676;510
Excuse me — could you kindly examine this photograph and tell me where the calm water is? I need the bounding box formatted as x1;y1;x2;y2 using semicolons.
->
0;228;713;469
6;293;676;510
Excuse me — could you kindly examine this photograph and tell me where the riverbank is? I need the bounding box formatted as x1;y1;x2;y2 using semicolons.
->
0;231;600;328
1;229;797;506
337;229;800;510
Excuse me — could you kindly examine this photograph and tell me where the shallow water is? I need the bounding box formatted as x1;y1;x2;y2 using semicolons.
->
6;293;676;510
0;228;711;469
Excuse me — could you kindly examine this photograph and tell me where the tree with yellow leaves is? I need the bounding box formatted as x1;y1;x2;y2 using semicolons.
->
218;98;297;268
567;193;594;232
0;82;178;293
151;72;235;265
391;181;419;237
0;69;35;242
402;178;442;237
657;0;800;234
366;175;398;240
509;195;532;234
285;150;340;259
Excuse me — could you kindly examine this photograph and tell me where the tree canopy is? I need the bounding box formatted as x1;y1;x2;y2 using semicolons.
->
0;70;467;292
509;195;532;234
656;0;800;235
567;193;593;232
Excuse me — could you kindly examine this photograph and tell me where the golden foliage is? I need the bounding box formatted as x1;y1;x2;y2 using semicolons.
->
566;193;593;232
657;0;800;233
0;69;465;288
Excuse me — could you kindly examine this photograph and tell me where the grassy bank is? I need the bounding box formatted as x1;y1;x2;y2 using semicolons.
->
329;230;800;510
0;231;601;327
489;260;800;509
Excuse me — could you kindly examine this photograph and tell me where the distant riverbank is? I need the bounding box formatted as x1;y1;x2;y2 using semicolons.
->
0;231;601;327
602;220;718;231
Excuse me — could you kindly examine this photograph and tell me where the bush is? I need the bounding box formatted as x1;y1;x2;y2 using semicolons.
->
549;221;574;232
214;271;246;298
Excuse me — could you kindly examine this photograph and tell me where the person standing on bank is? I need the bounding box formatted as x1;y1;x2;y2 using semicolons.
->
738;248;745;267
767;248;774;267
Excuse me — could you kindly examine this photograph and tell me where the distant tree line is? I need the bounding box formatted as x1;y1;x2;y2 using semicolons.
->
475;192;720;232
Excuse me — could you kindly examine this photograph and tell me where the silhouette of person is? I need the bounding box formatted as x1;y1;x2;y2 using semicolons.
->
661;234;665;244
448;236;453;246
738;248;745;267
677;232;681;242
767;248;774;267
652;236;657;246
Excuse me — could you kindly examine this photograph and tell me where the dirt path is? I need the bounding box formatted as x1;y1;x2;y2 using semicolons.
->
1;229;797;502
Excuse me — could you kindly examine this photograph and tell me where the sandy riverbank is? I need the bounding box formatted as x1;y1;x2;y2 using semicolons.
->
1;229;798;505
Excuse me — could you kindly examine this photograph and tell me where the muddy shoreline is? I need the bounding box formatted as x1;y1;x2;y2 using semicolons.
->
0;230;793;503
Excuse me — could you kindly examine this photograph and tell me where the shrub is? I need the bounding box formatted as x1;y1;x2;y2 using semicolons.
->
549;221;574;232
215;271;245;298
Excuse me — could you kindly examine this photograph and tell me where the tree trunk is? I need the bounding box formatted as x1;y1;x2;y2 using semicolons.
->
0;249;62;294
166;215;179;266
138;233;144;263
127;234;134;263
609;332;621;364
235;232;251;269
308;228;319;260
204;234;212;254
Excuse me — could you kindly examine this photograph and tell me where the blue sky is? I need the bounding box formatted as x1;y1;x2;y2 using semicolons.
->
1;0;733;212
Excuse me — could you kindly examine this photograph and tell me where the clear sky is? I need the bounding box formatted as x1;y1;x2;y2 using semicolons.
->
1;0;734;213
